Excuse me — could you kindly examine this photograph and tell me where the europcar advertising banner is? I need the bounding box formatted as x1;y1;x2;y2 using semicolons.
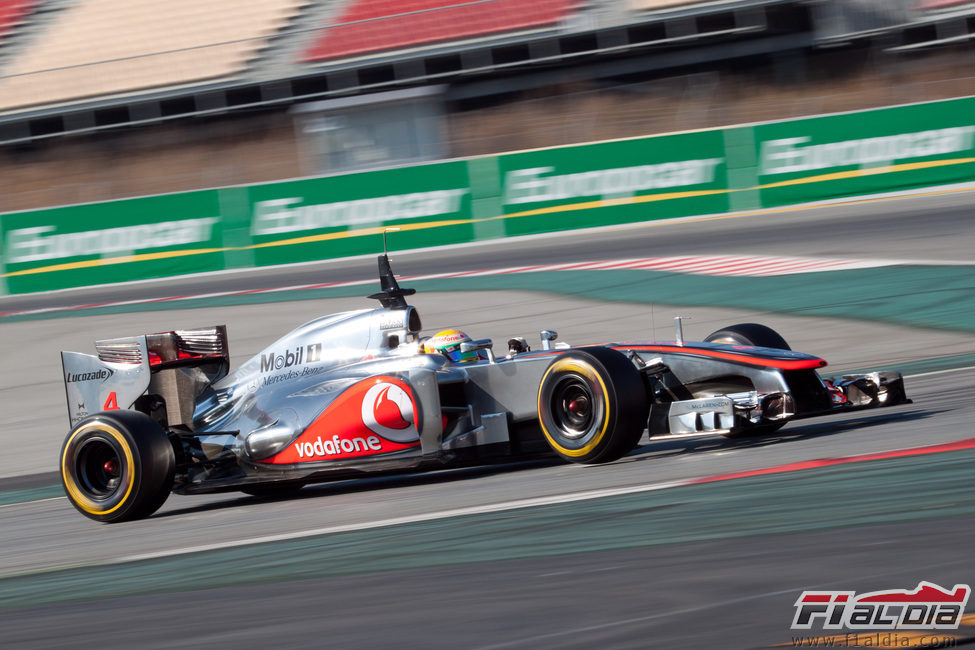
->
3;96;974;295
495;129;730;237
753;97;975;207
0;190;225;294
0;161;474;294
245;160;473;267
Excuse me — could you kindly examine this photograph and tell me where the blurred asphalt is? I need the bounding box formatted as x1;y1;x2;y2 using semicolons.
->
2;189;975;648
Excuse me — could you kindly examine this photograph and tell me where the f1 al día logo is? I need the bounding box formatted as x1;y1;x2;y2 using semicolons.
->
792;581;970;631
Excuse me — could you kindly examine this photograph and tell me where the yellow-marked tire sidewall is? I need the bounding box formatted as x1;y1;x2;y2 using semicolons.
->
538;357;613;458
61;421;137;517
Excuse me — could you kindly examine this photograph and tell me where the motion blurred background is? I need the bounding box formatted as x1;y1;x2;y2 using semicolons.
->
3;5;975;648
2;0;974;213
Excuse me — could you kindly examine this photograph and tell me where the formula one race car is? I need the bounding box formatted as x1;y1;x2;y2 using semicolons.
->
59;255;910;522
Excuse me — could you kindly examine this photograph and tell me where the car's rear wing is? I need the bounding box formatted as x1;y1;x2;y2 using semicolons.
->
62;326;229;427
62;336;151;427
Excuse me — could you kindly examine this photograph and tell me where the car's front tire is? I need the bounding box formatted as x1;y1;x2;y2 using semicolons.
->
60;411;175;523
537;347;649;464
704;323;791;350
704;323;794;437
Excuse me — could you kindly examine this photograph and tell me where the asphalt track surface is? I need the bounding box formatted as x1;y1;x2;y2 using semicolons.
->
2;189;975;648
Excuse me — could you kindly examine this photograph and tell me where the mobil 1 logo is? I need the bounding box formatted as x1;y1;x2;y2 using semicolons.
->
260;343;323;373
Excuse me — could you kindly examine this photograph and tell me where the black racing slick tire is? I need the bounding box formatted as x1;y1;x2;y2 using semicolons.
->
60;411;175;523
537;347;649;464
704;323;791;351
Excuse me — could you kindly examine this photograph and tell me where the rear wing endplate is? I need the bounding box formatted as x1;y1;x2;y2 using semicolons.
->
62;336;150;427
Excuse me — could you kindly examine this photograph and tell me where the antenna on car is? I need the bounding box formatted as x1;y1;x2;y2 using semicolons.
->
382;227;399;257
368;227;415;309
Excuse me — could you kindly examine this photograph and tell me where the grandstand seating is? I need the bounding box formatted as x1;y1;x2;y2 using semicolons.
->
0;0;968;141
301;0;577;62
0;0;36;45
0;0;307;111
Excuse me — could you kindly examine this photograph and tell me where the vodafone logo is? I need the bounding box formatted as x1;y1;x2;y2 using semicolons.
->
261;376;420;465
361;381;417;443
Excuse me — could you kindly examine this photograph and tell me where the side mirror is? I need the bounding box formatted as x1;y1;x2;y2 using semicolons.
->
461;339;495;363
540;330;558;350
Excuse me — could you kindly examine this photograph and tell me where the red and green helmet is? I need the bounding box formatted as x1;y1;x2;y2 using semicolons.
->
422;329;482;363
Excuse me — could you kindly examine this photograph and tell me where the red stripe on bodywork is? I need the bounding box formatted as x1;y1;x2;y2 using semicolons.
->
614;344;827;370
686;438;975;485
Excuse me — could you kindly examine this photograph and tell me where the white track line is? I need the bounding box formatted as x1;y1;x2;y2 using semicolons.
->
112;480;689;564
903;365;975;379
0;496;64;509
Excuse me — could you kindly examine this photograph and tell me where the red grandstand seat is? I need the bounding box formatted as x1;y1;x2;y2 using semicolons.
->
301;0;577;62
0;0;36;44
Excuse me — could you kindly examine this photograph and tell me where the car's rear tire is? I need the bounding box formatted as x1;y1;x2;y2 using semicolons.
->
537;347;649;464
704;323;791;351
60;411;175;523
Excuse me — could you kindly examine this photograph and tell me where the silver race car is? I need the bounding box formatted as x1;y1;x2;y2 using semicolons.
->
59;255;910;522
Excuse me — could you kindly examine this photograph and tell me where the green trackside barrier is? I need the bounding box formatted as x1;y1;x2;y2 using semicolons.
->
245;160;475;268
0;160;476;295
495;128;730;237
751;97;975;207
0;190;225;294
2;95;974;295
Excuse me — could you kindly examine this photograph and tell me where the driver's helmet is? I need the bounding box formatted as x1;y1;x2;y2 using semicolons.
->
423;329;482;363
